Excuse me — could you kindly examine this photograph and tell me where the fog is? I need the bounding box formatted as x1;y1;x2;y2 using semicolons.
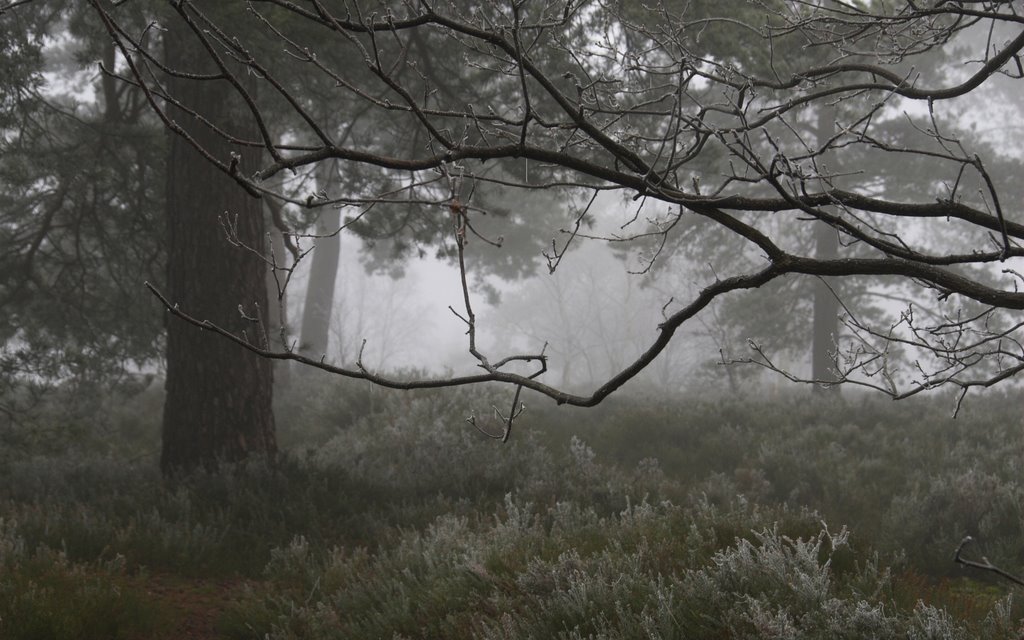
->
3;3;1024;638
287;194;716;392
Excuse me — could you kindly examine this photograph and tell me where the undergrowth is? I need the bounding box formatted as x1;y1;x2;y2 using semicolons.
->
1;377;1022;638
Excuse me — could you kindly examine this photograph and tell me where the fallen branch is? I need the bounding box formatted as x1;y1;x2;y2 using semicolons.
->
954;536;1024;587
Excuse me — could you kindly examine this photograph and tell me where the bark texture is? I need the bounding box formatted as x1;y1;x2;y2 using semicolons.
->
161;20;276;473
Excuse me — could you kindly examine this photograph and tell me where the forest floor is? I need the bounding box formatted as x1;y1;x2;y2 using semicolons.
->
128;574;252;640
4;388;1023;639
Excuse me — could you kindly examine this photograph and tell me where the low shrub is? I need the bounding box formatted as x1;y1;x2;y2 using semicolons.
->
2;381;1023;637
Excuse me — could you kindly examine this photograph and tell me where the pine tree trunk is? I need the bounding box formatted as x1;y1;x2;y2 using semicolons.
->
299;161;341;359
812;224;840;390
812;103;841;393
160;20;276;474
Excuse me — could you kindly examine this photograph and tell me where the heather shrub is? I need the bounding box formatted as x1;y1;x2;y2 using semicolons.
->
3;382;1024;637
310;390;681;513
225;496;1022;639
0;519;163;639
526;388;1024;579
885;469;1024;572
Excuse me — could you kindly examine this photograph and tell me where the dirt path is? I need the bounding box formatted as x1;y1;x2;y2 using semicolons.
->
129;573;252;640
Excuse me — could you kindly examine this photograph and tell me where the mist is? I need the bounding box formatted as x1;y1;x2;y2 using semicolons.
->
2;3;1024;638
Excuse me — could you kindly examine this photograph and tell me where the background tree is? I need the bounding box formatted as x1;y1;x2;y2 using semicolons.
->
299;160;343;360
0;4;165;432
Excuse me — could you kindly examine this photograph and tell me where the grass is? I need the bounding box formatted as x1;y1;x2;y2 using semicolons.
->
1;378;1023;638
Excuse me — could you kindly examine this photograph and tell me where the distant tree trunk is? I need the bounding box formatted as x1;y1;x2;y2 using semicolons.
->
299;161;341;358
812;224;841;391
265;195;292;390
161;20;276;474
100;39;121;124
812;103;841;393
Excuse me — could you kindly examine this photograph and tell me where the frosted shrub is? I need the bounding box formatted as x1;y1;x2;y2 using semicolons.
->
232;493;1024;640
264;535;313;584
484;537;675;639
908;602;971;640
678;525;900;638
0;519;26;568
885;469;1024;571
493;494;542;540
567;436;597;471
685;525;845;609
981;595;1022;639
312;394;559;501
511;548;650;636
5;389;1024;638
251;513;504;639
309;394;677;519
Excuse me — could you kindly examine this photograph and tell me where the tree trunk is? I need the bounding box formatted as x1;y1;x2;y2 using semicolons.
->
299;161;341;359
812;223;840;391
265;196;292;390
161;19;276;474
812;103;841;393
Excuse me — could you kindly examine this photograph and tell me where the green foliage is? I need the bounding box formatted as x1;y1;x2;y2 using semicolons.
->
0;4;166;402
